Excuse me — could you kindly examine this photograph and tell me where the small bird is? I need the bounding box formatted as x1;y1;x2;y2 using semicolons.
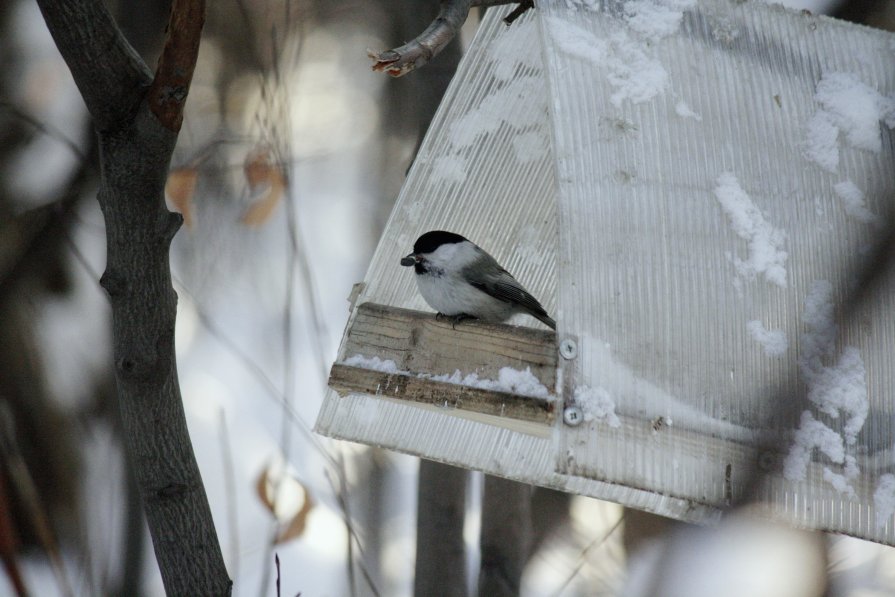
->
400;230;556;329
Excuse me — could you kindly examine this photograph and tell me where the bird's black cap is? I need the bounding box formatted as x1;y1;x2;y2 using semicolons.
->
412;230;467;255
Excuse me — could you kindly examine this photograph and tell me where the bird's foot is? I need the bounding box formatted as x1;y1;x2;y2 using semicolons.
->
436;313;478;330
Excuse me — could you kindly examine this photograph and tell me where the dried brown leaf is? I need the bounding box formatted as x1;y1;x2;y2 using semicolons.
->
256;466;276;513
275;489;314;544
241;149;286;227
256;464;313;543
164;167;198;228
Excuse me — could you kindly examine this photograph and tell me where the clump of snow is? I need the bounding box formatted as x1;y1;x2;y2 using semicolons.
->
804;111;841;172
564;0;600;9
803;72;895;172
783;411;844;481
784;281;870;484
823;467;857;499
746;320;788;357
437;70;545;186
874;474;895;529
799;280;837;362
489;17;541;82
674;99;702;120
623;0;695;40
833;180;880;225
844;455;859;479
344;354;552;400
427;366;551;400
710;18;740;45
431;15;549;186
497;367;551;398
449;75;545;148
804;347;868;445
797;281;869;446
545;16;669;106
815;73;895;151
713;172;788;287
432;155;467;184
512;131;549;163
574;385;621;427
548;0;698;106
343;354;405;374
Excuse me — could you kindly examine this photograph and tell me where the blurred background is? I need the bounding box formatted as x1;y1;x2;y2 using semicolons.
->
1;0;893;595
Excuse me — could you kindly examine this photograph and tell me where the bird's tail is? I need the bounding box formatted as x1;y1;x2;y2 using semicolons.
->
533;311;556;330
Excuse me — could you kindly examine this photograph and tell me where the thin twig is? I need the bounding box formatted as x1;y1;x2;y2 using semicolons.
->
0;404;76;597
275;553;281;597
0;132;95;298
286;191;331;386
259;148;300;597
339;452;357;597
0;99;87;161
550;513;624;597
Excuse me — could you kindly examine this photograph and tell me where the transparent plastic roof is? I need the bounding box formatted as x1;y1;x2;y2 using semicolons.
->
317;1;895;545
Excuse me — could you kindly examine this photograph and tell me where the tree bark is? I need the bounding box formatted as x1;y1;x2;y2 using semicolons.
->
414;461;468;597
35;1;230;594
478;476;531;597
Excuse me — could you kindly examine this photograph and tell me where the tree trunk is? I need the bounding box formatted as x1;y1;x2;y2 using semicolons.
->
478;476;531;597
35;1;230;594
414;461;468;597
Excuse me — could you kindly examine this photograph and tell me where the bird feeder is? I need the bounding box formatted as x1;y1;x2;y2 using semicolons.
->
315;0;895;546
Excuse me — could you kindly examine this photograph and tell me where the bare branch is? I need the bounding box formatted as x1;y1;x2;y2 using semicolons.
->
34;0;152;131
368;0;472;77
369;1;532;77
148;0;206;131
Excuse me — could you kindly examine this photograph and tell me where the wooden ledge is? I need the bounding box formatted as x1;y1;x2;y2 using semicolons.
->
327;302;558;425
329;364;554;424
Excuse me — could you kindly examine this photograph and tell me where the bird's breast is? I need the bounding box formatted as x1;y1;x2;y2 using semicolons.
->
415;273;513;320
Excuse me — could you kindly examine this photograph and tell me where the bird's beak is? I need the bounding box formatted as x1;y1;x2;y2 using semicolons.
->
400;254;417;267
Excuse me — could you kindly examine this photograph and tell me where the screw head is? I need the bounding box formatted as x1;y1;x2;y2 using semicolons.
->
563;405;583;426
559;338;578;360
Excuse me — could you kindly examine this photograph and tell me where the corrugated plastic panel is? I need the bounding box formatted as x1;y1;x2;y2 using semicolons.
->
315;1;895;545
540;0;894;545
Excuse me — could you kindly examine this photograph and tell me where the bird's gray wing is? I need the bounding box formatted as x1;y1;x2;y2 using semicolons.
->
466;258;551;321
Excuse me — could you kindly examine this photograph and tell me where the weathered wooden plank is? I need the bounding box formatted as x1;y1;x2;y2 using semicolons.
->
328;302;558;426
329;364;554;425
343;302;557;386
